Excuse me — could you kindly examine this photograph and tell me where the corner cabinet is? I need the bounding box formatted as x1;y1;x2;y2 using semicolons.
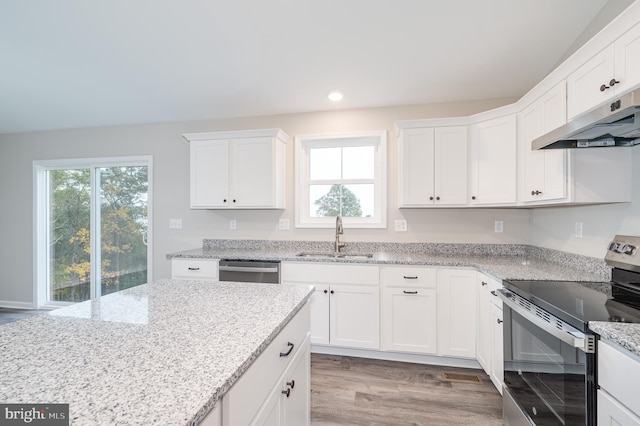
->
183;129;288;209
476;273;503;393
398;126;468;207
597;340;640;426
469;115;517;206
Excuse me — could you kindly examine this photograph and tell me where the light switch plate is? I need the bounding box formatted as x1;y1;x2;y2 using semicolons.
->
169;218;182;229
229;219;237;230
395;220;407;232
494;220;504;233
575;222;583;238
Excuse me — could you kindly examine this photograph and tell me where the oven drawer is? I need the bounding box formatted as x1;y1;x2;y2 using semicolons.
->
598;340;640;418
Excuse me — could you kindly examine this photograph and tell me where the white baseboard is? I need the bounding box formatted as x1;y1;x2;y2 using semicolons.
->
0;300;36;310
311;345;482;370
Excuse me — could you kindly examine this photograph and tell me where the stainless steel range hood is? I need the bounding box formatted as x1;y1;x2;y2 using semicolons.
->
533;88;640;149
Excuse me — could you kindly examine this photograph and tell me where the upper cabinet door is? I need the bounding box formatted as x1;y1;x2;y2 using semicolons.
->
398;126;467;207
190;140;230;208
184;129;288;209
470;115;517;205
434;126;468;205
231;137;277;208
614;22;640;95
399;128;436;206
520;82;567;203
567;46;615;119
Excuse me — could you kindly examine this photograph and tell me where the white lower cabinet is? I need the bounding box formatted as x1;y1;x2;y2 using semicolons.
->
281;262;380;350
171;258;219;280
598;340;640;426
476;273;504;393
436;269;477;358
222;303;310;426
381;266;437;354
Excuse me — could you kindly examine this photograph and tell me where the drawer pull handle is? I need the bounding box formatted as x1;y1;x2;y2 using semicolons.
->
481;281;488;286
286;380;295;389
403;290;418;295
490;290;497;296
403;276;418;279
279;342;294;357
187;267;200;271
282;388;290;397
497;319;503;324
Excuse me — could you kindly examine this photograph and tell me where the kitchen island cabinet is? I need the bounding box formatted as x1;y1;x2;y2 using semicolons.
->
0;280;313;425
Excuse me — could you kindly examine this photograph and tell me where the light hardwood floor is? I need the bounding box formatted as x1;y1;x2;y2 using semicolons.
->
310;354;503;426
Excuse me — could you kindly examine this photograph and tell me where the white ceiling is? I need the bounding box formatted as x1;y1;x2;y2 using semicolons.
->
0;0;627;134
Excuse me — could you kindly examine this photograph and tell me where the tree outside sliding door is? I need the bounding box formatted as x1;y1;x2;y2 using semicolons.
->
35;157;152;306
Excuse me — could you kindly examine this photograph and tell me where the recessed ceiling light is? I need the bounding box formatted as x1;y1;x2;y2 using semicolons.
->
327;90;344;102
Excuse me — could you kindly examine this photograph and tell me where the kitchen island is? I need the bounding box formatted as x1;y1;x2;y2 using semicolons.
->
0;279;314;425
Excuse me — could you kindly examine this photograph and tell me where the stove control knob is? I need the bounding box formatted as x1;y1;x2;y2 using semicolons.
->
621;244;637;255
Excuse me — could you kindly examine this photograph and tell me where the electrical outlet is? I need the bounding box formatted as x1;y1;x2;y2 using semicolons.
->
575;222;583;238
169;218;182;230
278;219;290;230
494;220;504;233
229;219;237;230
395;220;408;232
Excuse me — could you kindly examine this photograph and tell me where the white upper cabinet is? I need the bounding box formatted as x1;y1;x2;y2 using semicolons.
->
183;129;288;209
519;82;568;204
469;115;517;205
568;22;640;119
398;126;468;207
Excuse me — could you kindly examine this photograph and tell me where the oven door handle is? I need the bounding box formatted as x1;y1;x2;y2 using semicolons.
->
496;288;593;353
219;265;279;273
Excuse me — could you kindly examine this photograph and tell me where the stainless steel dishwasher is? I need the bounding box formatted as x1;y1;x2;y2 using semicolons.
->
218;259;281;283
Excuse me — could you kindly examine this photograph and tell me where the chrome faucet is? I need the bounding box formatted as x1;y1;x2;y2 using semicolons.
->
335;216;346;253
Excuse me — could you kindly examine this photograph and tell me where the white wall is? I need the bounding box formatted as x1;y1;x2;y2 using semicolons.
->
0;98;531;307
530;147;640;257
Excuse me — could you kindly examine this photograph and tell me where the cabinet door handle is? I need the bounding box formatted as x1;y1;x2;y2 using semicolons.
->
471;196;476;200
232;199;236;203
223;199;227;203
600;84;610;92
481;281;488;286
279;342;294;357
429;196;434;201
330;290;335;294
286;380;295;389
497;319;503;324
403;276;418;279
282;388;290;397
187;267;200;271
610;78;620;87
490;290;497;296
323;289;328;294
435;196;440;201
403;290;418;294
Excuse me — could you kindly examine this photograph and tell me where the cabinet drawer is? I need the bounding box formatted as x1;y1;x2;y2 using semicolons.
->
598;340;640;417
171;258;219;280
282;262;379;286
223;302;310;426
381;265;436;288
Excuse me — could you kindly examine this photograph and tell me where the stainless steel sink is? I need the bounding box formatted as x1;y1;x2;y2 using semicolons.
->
295;252;336;258
335;253;373;259
295;252;373;259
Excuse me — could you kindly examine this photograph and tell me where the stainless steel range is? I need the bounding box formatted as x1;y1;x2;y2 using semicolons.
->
499;235;640;425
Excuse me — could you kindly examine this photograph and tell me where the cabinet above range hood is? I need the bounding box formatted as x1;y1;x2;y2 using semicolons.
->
533;88;640;149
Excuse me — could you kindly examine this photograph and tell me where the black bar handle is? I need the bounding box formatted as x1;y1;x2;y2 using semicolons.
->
282;388;290;397
403;276;418;279
188;267;200;271
287;380;295;389
403;290;418;294
490;290;497;296
279;341;294;357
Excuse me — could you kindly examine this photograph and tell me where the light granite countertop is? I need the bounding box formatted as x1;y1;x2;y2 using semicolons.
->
0;279;314;425
167;239;640;357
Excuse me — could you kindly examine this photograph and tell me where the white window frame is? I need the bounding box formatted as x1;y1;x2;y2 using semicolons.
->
33;156;153;308
295;131;387;228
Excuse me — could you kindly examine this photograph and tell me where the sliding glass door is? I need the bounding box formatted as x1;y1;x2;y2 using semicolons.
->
36;157;152;306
